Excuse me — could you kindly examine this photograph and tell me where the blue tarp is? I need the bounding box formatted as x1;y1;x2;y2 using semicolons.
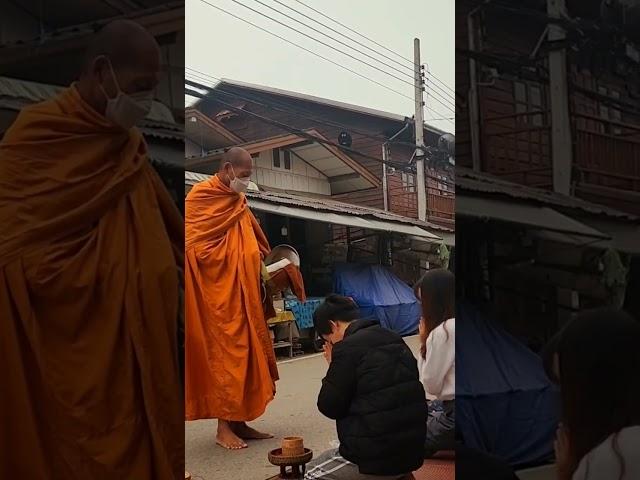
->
457;302;559;468
333;263;421;336
285;297;323;329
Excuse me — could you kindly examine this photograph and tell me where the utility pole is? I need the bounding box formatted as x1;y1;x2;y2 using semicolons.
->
381;143;389;211
414;38;427;221
547;0;573;195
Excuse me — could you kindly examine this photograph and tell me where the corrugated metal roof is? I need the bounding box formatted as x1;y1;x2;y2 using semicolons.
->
456;167;637;221
0;76;177;126
139;127;183;141
185;171;452;233
196;78;449;136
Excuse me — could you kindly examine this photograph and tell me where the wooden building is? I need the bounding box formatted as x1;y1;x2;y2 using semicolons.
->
185;79;455;228
457;0;640;215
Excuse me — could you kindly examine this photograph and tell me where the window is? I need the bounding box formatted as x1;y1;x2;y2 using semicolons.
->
401;172;415;192
610;90;622;135
272;148;292;170
513;81;544;126
598;86;622;135
283;150;291;170
514;82;527;115
529;86;543;126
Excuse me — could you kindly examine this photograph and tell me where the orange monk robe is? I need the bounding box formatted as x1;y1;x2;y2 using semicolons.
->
0;86;184;480
185;175;278;422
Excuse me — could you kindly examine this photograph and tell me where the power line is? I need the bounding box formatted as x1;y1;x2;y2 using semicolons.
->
197;0;415;102
186;67;452;147
425;71;457;102
292;0;414;64
250;0;415;82
186;79;411;172
186;68;406;146
426;66;456;96
232;0;457;113
185;78;456;188
227;0;414;88
245;0;456;111
292;0;456;96
423;89;457;118
197;0;455;122
270;0;415;75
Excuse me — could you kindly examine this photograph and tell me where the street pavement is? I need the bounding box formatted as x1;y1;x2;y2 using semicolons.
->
185;335;421;480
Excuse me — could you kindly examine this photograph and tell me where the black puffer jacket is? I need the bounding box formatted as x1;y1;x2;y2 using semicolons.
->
317;319;427;476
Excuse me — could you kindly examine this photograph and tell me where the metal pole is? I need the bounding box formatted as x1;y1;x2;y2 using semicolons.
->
382;143;389;211
547;0;573;195
467;7;482;172
414;38;427;221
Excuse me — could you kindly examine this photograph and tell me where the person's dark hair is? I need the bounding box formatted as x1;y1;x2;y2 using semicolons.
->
419;268;455;337
543;308;640;477
313;294;360;335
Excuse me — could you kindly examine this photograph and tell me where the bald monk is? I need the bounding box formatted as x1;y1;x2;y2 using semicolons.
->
186;147;278;449
0;21;183;479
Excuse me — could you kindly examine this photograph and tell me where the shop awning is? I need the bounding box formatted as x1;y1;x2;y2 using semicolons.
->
410;233;455;247
534;223;640;254
248;199;442;241
457;194;610;239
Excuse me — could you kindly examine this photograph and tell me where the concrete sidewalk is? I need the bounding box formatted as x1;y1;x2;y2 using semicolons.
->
185;336;421;480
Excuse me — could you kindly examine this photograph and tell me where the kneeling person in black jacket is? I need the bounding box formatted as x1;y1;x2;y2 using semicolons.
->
304;295;427;480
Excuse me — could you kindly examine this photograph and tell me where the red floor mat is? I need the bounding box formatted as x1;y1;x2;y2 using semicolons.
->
413;458;455;480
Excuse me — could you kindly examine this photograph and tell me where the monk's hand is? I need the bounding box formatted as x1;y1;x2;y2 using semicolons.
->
323;342;333;364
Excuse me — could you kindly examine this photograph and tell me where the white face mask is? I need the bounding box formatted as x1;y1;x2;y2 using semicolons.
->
99;59;153;130
229;165;251;193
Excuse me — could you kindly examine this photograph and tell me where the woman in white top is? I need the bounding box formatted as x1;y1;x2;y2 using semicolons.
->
416;268;455;458
542;308;640;480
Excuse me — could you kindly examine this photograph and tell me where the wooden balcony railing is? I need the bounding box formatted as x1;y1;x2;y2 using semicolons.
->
573;113;640;192
480;110;640;195
482;110;553;187
388;185;454;223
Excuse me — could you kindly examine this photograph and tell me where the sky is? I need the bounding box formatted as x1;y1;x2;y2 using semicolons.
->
185;0;455;133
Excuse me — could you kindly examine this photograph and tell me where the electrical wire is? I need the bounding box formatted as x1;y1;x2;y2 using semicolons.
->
250;0;415;83
196;0;416;102
196;0;455;122
291;0;456;96
185;77;456;188
270;0;415;74
186;67;451;149
186;67;453;135
236;0;456;119
291;0;413;65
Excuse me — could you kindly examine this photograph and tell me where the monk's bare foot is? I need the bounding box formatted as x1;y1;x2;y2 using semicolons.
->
231;421;274;440
216;420;247;450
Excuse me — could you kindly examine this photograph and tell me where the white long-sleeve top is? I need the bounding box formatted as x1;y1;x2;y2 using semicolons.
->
418;318;455;401
573;426;640;480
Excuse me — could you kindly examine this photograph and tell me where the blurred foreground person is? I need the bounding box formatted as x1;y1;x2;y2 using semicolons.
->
185;147;277;450
305;295;426;479
0;20;184;479
543;308;640;480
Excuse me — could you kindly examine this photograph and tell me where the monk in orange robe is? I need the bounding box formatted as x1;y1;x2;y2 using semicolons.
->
186;147;278;449
0;21;184;479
